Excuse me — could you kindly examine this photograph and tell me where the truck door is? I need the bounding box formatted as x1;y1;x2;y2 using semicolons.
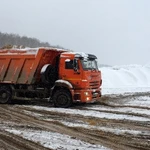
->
60;58;82;88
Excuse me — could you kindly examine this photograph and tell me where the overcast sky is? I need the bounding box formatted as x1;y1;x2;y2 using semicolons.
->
0;0;150;65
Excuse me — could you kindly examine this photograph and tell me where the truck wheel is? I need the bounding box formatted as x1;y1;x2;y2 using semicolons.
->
0;86;12;104
53;89;72;108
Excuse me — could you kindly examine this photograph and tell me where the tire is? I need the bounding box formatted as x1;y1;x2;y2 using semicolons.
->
0;86;12;104
53;89;72;108
41;64;56;86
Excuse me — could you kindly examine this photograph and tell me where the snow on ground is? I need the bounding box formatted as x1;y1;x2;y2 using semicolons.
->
100;64;150;95
60;121;150;136
22;106;150;138
124;96;150;107
1;127;109;150
85;105;150;116
27;106;150;122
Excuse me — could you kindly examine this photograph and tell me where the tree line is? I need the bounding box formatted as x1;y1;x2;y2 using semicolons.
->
0;31;64;49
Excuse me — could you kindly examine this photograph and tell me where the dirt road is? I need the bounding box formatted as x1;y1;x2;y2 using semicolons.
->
0;92;150;150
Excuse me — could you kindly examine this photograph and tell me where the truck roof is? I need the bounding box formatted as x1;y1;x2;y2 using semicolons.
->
61;52;97;59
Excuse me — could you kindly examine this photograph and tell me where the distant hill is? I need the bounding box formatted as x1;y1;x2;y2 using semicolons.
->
0;31;64;49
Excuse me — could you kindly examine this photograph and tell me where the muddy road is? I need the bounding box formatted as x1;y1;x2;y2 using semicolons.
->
0;92;150;150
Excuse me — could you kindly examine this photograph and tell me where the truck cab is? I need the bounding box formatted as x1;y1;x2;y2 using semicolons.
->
51;52;102;107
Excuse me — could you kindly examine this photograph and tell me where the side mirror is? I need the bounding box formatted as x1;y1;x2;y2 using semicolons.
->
73;59;78;72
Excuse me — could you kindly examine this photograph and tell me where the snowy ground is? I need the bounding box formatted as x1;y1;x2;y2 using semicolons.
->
1;127;108;150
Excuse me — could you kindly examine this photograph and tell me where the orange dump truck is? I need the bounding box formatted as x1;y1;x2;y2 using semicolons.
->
0;47;102;107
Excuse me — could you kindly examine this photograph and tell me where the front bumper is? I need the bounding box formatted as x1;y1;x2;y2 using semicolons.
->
73;88;101;103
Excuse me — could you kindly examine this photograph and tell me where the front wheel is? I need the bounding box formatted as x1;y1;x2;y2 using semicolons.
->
52;89;72;108
0;86;12;104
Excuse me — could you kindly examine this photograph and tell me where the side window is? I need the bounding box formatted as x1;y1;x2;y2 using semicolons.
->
65;59;73;69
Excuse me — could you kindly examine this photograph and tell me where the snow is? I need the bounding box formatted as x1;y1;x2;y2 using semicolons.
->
55;79;73;88
61;51;89;59
22;106;150;137
40;64;49;73
100;64;150;94
65;59;71;62
2;127;109;150
0;47;67;55
0;48;39;54
27;106;150;122
60;122;150;136
75;52;88;58
86;105;150;116
122;96;150;107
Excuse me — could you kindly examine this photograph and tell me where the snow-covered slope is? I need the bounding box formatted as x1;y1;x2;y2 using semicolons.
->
100;65;150;94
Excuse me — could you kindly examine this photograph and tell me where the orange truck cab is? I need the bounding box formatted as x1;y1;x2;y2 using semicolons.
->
0;48;102;107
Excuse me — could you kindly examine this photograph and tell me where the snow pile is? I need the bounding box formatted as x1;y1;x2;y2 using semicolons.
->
100;65;150;94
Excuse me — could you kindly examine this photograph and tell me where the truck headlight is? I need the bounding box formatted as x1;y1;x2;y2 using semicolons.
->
84;92;89;96
86;97;90;101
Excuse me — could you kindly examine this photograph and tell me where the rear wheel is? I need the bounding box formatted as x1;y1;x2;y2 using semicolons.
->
0;86;12;104
53;89;72;108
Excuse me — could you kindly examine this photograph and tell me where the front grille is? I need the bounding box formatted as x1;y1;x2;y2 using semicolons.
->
89;81;99;89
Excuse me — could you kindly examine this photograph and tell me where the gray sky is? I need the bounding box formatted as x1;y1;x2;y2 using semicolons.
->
0;0;150;65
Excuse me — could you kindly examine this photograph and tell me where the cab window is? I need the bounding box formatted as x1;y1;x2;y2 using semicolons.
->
65;59;73;69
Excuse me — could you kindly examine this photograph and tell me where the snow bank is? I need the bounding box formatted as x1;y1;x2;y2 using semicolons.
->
100;65;150;94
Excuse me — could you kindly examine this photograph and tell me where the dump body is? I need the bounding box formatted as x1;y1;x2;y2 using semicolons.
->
0;48;65;84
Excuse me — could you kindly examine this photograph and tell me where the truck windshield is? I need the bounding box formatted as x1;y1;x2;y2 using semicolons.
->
81;59;98;70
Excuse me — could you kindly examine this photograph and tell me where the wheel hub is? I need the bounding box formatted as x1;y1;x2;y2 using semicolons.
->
0;88;11;104
2;93;7;99
58;95;67;105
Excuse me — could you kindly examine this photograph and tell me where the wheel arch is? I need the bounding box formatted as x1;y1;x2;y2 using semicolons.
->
51;80;74;101
0;83;13;92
